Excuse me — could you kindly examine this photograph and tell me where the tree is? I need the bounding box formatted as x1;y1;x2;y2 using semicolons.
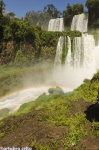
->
24;4;61;30
63;3;84;27
72;4;84;15
8;12;16;18
0;0;5;20
0;0;5;40
86;0;99;28
15;50;27;66
43;4;61;18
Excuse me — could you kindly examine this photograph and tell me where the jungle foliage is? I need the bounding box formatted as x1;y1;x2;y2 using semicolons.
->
63;3;84;27
0;4;81;67
0;0;98;66
86;0;99;28
25;4;62;30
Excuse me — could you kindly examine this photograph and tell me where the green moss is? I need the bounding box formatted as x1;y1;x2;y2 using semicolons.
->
0;108;10;119
0;133;5;139
0;121;5;128
31;141;50;150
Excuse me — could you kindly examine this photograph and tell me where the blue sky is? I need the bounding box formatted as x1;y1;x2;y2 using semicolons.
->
3;0;87;18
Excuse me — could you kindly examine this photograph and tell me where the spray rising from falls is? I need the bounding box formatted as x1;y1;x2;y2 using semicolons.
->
48;18;64;31
71;13;88;32
53;33;98;88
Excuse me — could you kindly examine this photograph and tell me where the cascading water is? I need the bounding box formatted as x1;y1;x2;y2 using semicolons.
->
65;36;72;67
73;36;82;67
53;33;98;88
48;18;64;31
73;33;96;69
54;36;64;67
81;33;96;68
71;13;88;32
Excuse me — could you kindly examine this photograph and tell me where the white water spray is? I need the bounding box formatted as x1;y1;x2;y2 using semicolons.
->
53;33;98;89
71;13;88;32
48;18;64;31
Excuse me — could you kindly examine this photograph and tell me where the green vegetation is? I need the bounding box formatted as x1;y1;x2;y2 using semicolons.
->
0;14;81;66
0;121;5;128
0;133;5;139
31;141;50;150
0;0;99;148
0;67;99;148
0;64;53;97
0;108;10;119
91;121;99;136
25;4;61;30
86;0;99;28
0;0;86;67
63;3;84;28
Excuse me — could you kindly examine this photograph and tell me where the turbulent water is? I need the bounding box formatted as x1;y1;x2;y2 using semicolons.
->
71;13;88;32
53;33;98;88
48;18;64;31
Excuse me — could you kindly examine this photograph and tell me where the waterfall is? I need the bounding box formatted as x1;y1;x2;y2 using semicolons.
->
65;36;72;67
68;33;95;70
54;36;64;67
48;18;64;31
73;36;82;67
53;33;97;88
71;13;88;32
82;33;95;68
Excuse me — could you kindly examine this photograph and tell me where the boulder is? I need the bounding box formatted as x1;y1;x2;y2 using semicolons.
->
48;86;64;94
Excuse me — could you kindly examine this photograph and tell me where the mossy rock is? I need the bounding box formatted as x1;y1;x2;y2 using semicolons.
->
48;86;64;94
0;108;10;119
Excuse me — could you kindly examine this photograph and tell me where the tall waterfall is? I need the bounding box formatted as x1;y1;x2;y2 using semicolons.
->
81;34;95;68
65;36;72;67
53;33;97;88
71;13;88;32
48;18;64;31
55;34;96;69
73;33;95;68
73;36;82;67
54;36;64;67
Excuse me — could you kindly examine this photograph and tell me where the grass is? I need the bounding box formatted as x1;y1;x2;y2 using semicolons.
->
12;92;88;148
0;133;5;139
0;64;53;98
0;121;5;128
0;66;99;148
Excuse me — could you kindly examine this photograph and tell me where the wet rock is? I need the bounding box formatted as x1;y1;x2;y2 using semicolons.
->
48;86;64;94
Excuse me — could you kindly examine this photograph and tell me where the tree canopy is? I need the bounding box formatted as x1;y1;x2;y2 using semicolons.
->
25;4;61;30
63;3;84;27
86;0;99;28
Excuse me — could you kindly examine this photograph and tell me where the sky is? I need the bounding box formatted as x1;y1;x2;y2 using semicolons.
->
3;0;87;18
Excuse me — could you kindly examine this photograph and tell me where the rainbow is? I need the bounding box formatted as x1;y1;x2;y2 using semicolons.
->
0;85;73;113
